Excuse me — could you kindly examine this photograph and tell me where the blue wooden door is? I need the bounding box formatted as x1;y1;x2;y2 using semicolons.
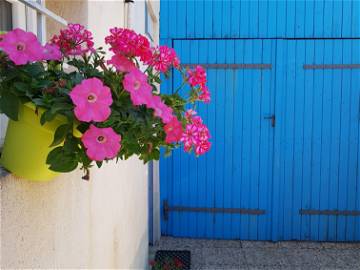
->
273;39;360;241
161;38;360;241
161;39;277;240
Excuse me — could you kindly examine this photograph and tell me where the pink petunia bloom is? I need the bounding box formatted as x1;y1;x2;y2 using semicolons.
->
107;54;135;73
123;68;154;106
195;140;211;155
81;124;121;161
70;78;113;122
0;28;43;65
148;95;173;124
164;116;183;143
42;43;62;61
187;65;207;87
51;24;94;56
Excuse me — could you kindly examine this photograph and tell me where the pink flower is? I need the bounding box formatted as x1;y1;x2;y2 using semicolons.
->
164;116;183;143
181;124;199;148
51;24;94;56
42;43;62;61
148;95;173;123
70;78;113;122
199;86;211;103
81;125;121;161
107;54;135;72
123;69;153;106
187;65;207;87
105;28;152;61
195;140;211;155
185;109;196;120
147;45;180;73
0;28;43;65
181;112;211;155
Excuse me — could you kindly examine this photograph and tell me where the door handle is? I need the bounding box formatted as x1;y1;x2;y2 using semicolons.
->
264;114;275;127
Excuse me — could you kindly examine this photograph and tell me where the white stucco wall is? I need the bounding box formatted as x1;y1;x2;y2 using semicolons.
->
0;1;159;269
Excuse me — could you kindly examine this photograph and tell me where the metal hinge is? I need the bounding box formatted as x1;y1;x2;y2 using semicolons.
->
300;209;360;216
163;200;266;221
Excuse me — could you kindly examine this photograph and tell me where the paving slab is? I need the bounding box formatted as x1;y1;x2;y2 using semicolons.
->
150;237;360;269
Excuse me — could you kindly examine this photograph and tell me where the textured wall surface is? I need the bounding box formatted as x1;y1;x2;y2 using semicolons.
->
0;0;158;268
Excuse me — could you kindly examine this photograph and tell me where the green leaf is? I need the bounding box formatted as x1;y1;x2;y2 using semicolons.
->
46;146;78;172
0;92;20;120
13;82;28;93
50;124;70;147
40;110;56;125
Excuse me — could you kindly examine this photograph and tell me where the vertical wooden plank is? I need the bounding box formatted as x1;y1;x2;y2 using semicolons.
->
258;39;274;240
276;0;286;38
241;39;253;239
286;0;296;38
267;0;277;37
328;40;342;241
352;0;360;37
337;40;350;242
283;40;296;240
293;39;305;240
323;0;333;37
205;39;217;239
159;0;169;39
272;39;286;240
318;40;333;241
258;0;268;38
230;0;241;38
214;39;226;239
295;0;305;37
301;40;315;240
223;39;235;239
212;0;222;38
203;0;213;38
231;39;244;239
332;0;342;37
310;40;324;241
167;1;177;39
240;0;250;38
313;0;324;37
304;0;314;38
222;0;231;38
186;0;195;38
248;0;259;37
176;0;187;38
194;0;204;38
196;40;208;238
342;0;352;38
248;40;262;240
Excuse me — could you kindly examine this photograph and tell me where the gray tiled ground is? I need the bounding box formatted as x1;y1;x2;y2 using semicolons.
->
149;237;360;270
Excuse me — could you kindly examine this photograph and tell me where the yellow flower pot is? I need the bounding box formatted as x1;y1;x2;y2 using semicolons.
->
0;103;67;181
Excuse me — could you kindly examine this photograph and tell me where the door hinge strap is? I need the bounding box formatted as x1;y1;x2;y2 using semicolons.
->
163;200;266;221
303;64;360;70
300;209;360;216
181;63;272;70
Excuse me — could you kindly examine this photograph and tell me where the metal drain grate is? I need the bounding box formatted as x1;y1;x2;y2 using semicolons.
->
153;250;191;270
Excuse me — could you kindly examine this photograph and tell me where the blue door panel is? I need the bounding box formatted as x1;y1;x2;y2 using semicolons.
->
160;38;360;241
275;39;360;241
